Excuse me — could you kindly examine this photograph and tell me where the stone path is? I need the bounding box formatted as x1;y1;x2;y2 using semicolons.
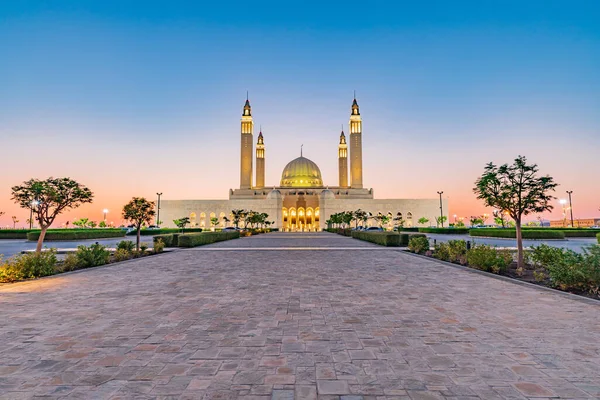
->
0;232;599;399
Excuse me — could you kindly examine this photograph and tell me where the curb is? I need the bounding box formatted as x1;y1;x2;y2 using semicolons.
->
399;250;600;306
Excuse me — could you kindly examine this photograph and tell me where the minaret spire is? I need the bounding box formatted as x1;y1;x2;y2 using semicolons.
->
338;125;348;188
301;144;303;157
349;96;363;188
240;96;254;189
255;126;265;188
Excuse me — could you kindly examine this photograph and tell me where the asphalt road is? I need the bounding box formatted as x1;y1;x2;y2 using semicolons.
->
0;233;597;258
426;233;597;253
0;236;151;257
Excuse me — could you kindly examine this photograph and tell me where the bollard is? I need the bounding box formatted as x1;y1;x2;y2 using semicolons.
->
466;240;471;250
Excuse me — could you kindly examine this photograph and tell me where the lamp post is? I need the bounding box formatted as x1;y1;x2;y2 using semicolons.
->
103;209;109;222
453;214;457;224
156;192;163;227
29;200;39;229
437;191;444;227
559;199;567;227
566;190;574;227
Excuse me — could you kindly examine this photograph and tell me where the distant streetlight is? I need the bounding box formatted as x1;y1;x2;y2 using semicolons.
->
566;191;574;227
453;214;457;223
103;209;109;221
156;193;163;227
437;191;444;227
559;199;567;227
30;200;39;229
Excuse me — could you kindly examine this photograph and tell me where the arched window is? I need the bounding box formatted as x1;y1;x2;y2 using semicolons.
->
190;212;197;227
200;212;206;227
219;212;226;226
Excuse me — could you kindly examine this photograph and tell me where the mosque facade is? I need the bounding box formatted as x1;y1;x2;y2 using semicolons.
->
160;97;446;231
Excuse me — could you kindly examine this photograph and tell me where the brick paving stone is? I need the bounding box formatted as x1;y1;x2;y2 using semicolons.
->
0;232;599;399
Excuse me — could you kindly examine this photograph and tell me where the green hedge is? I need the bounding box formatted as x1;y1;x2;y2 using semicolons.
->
562;230;600;238
469;229;565;239
127;228;203;236
351;231;401;247
153;234;175;247
398;227;420;232
598;233;600;244
0;229;37;239
27;229;125;241
418;227;470;234
177;231;240;248
399;233;427;246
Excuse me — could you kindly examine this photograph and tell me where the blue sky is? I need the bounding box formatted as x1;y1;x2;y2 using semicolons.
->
1;0;599;222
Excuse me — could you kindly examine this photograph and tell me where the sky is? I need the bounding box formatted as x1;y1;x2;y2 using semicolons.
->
1;0;599;227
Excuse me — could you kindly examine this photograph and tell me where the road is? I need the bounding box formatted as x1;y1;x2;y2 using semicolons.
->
426;233;597;253
0;236;150;257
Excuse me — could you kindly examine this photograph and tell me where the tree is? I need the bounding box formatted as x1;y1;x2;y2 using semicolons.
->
122;197;156;251
73;218;89;228
88;221;98;229
12;216;19;229
353;209;368;228
469;216;484;227
474;155;557;269
222;216;230;226
210;217;219;229
231;209;246;229
418;217;429;226
99;220;107;228
393;213;404;229
12;177;94;253
173;217;190;233
436;216;447;227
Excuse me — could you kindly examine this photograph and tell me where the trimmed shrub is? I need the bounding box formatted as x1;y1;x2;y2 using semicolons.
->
27;229;125;241
469;229;565;239
418;228;469;234
398;227;420;232
61;253;79;272
466;244;513;274
113;248;132;262
408;236;430;254
116;240;135;252
351;231;401;247
74;243;110;268
530;244;565;268
177;231;240;248
153;234;174;247
127;228;203;236
399;233;427;246
542;246;600;293
154;238;165;253
447;240;468;264
563;230;600;238
0;250;58;282
598;233;600;244
433;242;451;261
0;229;35;239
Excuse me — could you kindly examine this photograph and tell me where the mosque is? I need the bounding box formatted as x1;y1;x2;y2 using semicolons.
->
160;97;446;231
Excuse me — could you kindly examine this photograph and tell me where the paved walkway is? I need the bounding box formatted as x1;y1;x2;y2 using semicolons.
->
0;232;599;399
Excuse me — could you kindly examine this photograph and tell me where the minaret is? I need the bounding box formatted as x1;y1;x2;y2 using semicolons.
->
256;128;265;189
240;96;254;189
338;128;348;188
349;96;363;188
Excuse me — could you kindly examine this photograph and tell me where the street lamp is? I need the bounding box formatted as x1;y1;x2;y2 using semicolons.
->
29;200;39;229
103;209;109;221
559;199;567;227
453;214;457;224
437;191;444;227
566;190;574;227
156;193;163;227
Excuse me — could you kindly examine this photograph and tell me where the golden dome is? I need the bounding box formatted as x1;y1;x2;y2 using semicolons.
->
280;156;323;187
